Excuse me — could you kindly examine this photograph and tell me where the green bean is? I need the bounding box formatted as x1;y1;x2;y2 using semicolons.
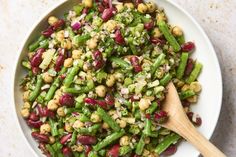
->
73;152;81;157
46;144;56;157
158;21;181;52
29;75;43;102
97;107;120;131
93;130;125;151
110;57;133;70
73;34;91;46
177;53;189;79
49;118;58;137
135;134;146;155
98;149;106;156
52;142;63;154
186;62;203;84
129;125;140;135
88;151;99;157
119;146;132;156
143;119;152;136
155;133;180;154
80;153;86;157
70;130;78;145
79;114;90;122
66;27;75;39
82;106;92;117
134;110;141;120
22;60;31;70
73;5;84;15
28;35;45;51
38;39;49;50
151;53;166;76
179;89;195;100
77;124;101;135
149;131;159;138
85;12;94;22
160;73;172;86
146;102;158;114
45;67;67;101
64;65;80;87
76;94;86;103
177;34;185;45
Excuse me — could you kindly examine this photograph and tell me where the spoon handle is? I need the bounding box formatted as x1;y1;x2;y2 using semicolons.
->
177;120;226;157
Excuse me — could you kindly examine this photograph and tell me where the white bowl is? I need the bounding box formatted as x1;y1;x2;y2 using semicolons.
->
13;0;222;156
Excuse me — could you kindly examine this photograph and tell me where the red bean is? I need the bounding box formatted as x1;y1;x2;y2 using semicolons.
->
38;143;51;157
144;20;154;31
84;145;92;156
93;50;104;70
27;119;43;128
94;60;105;70
181;41;195;52
31;132;49;143
29;112;40;121
105;94;115;106
41;26;54;37
181;100;191;107
84;97;97;105
37;106;55;118
102;8;114;21
59;93;75;107
134;0;143;6
31;48;45;67
52;19;65;31
130;95;140;102
145;114;151;119
130;56;142;73
96;100;109;110
62;147;73;157
98;4;105;13
102;0;109;7
77;135;97;145
184;58;194;76
60;133;72;145
107;144;120;157
162;144;177;156
32;67;40;75
114;29;125;45
93;50;103;61
55;54;65;72
82;8;89;14
187;112;202;126
154;111;168;123
150;37;166;45
72;22;81;31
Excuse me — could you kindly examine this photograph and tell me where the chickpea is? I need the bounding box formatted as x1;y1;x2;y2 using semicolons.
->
102;122;110;129
119;136;129;146
146;2;156;13
61;39;72;50
71;145;84;152
86;38;98;49
72;49;83;59
137;3;148;14
90;113;101;123
139;98;151;111
153;28;162;38
23;91;30;102
156;12;167;23
83;62;91;72
40;123;51;134
57;107;66;117
95;85;107;97
65;122;73;132
104;20;117;32
144;137;150;144
73;120;84;129
23;102;31;109
117;119;127;128
42;73;53;83
47;100;58;111
143;149;150;156
189;82;202;93
148;153;159;157
21;108;30;118
49;136;56;144
82;0;93;8
106;75;116;87
114;72;124;82
116;4;124;12
56;30;65;42
53;94;60;104
48;16;58;26
124;3;134;9
181;84;190;91
64;58;73;68
172;26;183;37
187;95;198;103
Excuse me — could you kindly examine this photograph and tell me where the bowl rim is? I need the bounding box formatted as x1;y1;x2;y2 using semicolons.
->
12;0;223;156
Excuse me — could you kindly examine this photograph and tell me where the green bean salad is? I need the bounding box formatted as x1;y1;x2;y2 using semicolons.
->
20;0;203;156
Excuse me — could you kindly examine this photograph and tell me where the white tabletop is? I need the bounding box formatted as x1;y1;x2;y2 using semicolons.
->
0;0;235;156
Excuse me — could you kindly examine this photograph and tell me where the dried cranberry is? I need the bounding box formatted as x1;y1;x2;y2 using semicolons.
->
107;144;120;157
162;145;177;156
52;19;65;31
102;8;114;21
114;29;125;45
31;48;45;67
55;54;65;72
31;132;49;143
144;20;154;31
77;135;97;145
29;112;40;121
84;145;92;156
62;147;73;157
184;58;194;76
27;119;43;128
187;112;202;126
84;98;97;105
181;41;195;52
145;114;151;119
59;93;75;107
60;134;72;145
105;94;115;105
154;111;168;123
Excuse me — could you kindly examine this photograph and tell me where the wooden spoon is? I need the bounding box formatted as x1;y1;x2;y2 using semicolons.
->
161;82;226;157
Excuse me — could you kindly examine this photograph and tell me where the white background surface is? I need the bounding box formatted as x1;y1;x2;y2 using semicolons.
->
0;0;235;156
